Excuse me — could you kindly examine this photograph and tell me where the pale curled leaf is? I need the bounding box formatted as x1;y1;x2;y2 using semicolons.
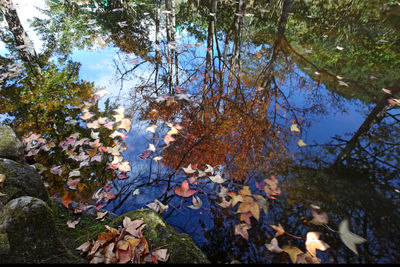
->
338;219;366;255
265;237;283;253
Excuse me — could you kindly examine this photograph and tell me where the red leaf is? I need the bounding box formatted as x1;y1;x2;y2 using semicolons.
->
139;150;151;159
174;180;196;198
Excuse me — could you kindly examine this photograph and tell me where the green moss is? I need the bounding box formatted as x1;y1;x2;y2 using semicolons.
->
48;200;113;263
111;209;210;264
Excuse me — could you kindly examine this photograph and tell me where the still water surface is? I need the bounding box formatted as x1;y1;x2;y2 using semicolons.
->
1;0;400;263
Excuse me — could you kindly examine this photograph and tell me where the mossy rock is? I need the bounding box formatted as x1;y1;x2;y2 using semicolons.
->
0;158;49;208
0;126;25;164
0;196;80;264
111;209;210;264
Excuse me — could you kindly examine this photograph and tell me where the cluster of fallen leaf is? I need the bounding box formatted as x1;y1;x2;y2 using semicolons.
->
265;206;367;263
76;216;169;264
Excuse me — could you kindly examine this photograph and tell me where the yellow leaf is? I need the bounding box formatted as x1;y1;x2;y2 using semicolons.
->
282;246;303;263
297;139;307;147
290;124;300;132
228;192;244;207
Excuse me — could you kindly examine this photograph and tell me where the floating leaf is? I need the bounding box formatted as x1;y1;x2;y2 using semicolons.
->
305;232;330;257
118;118;132;132
147;144;156;152
228;192;244;207
297;139;307;147
290;124;300;132
218;197;232;208
237;198;260;221
270;223;285;237
338;219;366;255
188;195;202;210
139;150;151;159
310;210;329;225
151;248;169;262
209;171;226;184
174;180;196;198
80;111;94;120
234;223;251;240
164;134;175;146
145;124;157;133
282;246;304;263
182;163;196;174
265;237;283;253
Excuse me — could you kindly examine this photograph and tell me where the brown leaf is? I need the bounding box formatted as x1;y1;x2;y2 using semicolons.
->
96;211;108;220
0;174;6;187
310;210;329;225
174;180;196;198
265;237;283;253
218;196;232;208
270;223;285;237
237;198;260;221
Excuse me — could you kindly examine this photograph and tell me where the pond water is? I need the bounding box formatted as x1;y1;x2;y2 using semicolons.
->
1;0;400;264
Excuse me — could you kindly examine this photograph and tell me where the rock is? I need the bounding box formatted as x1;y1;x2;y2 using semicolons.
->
0;126;25;164
111;209;210;264
0;158;49;208
0;196;81;263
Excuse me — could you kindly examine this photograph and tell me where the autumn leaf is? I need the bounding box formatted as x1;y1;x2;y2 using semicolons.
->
187;195;202;209
147;144;156;152
118;118;132;132
338;219;366;255
96;211;108;220
182;163;196;174
270;223;285;237
282;246;303;263
164;134;175;146
145;124;157;133
67;219;80;229
305;232;330;257
234;223;251;240
204;164;214;174
237;197;260;221
310;209;329;225
62;192;72;208
209;171;226;184
118;161;131;172
151;248;169;262
290;124;300;132
146;199;169;214
297;139;307;147
49;165;62;176
139;150;151;159
218;196;232;208
265;237;283;253
80;111;95;120
67;178;80;190
0;174;6;187
174;180;196;198
228;192;244;207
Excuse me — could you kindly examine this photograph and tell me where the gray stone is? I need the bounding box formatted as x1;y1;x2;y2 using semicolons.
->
0;196;79;263
0;158;49;208
0;126;25;163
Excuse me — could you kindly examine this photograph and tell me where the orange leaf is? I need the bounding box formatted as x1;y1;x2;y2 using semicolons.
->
174;180;196;198
62;192;72;209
